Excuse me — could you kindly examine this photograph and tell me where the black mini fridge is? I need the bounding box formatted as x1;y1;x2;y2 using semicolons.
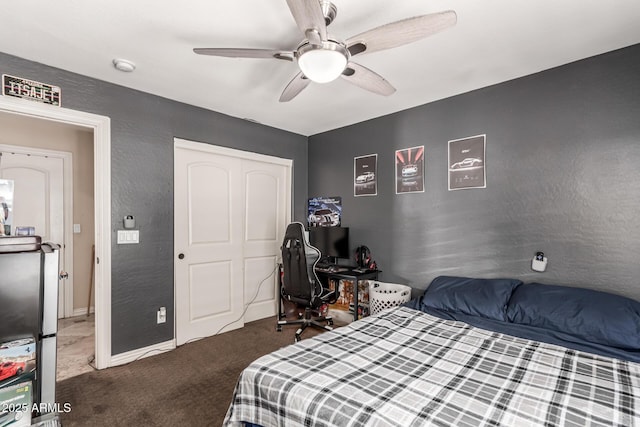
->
0;236;59;417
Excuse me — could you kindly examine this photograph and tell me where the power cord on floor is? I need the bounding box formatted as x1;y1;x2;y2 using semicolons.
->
186;263;280;342
126;263;280;364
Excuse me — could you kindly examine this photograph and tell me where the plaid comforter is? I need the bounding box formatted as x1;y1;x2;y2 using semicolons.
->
224;307;640;426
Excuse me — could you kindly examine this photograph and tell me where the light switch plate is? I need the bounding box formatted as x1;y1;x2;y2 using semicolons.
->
73;223;81;233
117;230;139;244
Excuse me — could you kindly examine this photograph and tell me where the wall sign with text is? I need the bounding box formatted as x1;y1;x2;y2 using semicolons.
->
2;74;61;106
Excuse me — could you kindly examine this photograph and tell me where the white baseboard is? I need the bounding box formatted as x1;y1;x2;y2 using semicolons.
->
72;307;95;317
109;340;175;368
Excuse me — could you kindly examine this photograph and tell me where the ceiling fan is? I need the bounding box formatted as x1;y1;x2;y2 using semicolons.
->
194;0;457;102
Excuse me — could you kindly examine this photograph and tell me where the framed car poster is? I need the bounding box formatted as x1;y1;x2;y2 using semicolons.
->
354;154;377;197
448;134;486;190
307;196;342;227
395;145;425;194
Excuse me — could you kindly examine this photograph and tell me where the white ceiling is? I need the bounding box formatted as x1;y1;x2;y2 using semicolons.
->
1;0;639;136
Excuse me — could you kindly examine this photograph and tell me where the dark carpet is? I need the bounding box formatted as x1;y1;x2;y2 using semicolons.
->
56;315;322;426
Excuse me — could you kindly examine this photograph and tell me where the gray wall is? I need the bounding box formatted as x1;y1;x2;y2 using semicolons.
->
309;44;640;301
3;42;640;354
0;52;308;355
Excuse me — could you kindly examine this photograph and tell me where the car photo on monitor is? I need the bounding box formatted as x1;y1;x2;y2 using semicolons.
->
307;196;342;227
308;208;340;227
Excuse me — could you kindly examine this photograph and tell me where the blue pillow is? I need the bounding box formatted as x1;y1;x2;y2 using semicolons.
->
507;283;640;350
421;276;523;322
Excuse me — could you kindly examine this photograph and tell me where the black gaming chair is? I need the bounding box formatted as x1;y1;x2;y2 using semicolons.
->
276;222;336;342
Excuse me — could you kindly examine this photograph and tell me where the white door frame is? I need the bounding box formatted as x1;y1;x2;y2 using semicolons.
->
0;143;74;318
0;96;112;370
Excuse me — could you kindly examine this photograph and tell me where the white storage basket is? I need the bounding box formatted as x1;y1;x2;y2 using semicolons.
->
369;281;412;315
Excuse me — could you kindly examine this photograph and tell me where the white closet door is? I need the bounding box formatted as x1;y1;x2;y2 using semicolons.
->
242;159;288;322
174;139;291;345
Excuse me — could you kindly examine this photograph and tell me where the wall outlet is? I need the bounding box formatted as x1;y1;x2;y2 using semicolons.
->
157;307;166;324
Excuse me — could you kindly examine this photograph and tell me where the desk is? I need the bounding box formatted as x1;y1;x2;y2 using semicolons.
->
315;267;379;321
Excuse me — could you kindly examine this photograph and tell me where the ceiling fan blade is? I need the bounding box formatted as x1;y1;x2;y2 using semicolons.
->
285;0;327;45
340;62;396;96
345;11;457;57
279;72;311;102
193;48;294;61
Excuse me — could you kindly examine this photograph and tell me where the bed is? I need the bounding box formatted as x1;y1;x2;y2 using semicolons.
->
223;276;640;426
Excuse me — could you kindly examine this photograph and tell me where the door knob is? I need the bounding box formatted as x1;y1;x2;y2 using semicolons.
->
178;253;185;259
59;271;69;279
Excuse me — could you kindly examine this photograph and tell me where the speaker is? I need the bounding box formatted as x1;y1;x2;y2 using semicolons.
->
355;245;372;269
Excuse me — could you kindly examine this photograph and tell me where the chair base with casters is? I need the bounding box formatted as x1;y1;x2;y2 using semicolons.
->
276;222;337;342
276;263;335;342
276;302;334;343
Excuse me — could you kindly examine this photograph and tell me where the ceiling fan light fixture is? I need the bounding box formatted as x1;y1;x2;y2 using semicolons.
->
297;42;348;83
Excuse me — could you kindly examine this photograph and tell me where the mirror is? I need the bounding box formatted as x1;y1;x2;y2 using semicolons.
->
0;179;14;236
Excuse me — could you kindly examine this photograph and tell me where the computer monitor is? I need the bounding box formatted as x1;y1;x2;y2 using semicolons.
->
309;226;349;262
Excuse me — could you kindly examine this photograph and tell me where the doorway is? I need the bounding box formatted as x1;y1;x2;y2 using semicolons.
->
0;97;112;370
